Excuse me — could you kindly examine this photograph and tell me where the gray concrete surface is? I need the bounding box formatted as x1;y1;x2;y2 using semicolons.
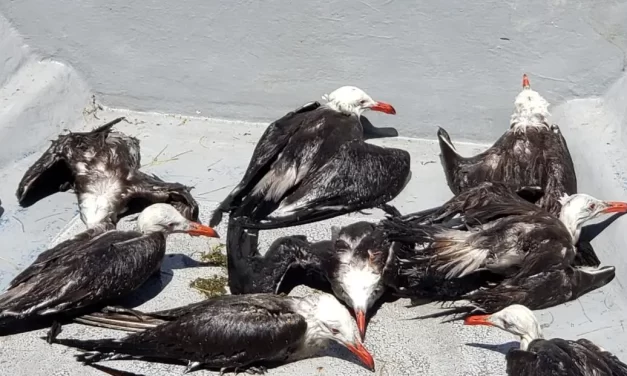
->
1;1;626;140
1;6;627;376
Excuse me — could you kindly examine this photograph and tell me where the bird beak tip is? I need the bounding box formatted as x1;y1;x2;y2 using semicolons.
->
346;341;375;371
187;223;220;238
370;101;396;115
522;74;530;89
463;314;493;326
602;201;627;214
355;310;367;341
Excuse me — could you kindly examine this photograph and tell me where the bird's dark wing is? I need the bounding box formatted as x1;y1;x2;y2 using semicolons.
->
0;231;165;317
575;339;627;375
15;137;74;207
238;141;411;229
55;295;307;370
209;102;321;227
7;224;113;289
505;349;540;376
399;182;544;225
123;171;199;221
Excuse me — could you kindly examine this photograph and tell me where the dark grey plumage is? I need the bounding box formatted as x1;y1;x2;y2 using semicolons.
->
437;76;576;217
54;293;375;374
16;117;199;228
382;182;617;317
209;98;410;230
0;227;165;329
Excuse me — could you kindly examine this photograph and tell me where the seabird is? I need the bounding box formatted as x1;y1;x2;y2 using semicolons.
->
209;86;411;230
16;117;200;228
226;220;396;340
464;304;627;376
0;203;218;334
384;185;627;280
54;293;376;374
437;74;576;216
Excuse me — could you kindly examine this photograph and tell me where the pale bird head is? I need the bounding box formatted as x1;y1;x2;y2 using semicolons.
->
310;293;375;371
464;304;544;350
510;74;550;129
137;203;220;238
559;193;627;242
322;86;396;117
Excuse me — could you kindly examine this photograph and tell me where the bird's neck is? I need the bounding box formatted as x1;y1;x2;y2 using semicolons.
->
325;101;362;117
518;325;544;351
290;298;330;355
559;210;581;244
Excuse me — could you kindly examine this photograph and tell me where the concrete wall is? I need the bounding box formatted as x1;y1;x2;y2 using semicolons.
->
1;0;626;140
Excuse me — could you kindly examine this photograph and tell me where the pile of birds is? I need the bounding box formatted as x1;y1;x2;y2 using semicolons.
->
1;75;627;376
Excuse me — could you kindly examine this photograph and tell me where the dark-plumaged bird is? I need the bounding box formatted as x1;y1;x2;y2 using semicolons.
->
382;182;623;316
385;187;627;281
464;304;627;376
437;74;576;216
225;220;396;340
209;86;411;230
16;117;199;228
0;203;218;334
54;293;375;374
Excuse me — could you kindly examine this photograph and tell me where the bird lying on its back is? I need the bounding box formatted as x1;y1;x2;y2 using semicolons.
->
16;117;200;228
210;86;411;230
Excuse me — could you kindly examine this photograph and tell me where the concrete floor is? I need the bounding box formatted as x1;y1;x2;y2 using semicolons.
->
1;107;625;375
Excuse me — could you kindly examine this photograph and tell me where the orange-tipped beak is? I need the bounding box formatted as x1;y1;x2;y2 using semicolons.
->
522;74;530;89
463;314;493;326
355;310;367;341
602;201;627;214
369;101;396;115
187;223;220;238
345;341;375;371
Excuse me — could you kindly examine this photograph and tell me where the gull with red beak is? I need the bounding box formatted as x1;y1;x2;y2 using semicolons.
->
435;73;577;217
0;203;219;336
209;85;410;231
53;293;375;374
464;304;627;375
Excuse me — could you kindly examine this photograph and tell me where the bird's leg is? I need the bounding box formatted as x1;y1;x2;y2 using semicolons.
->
101;306;145;321
183;361;202;374
46;321;63;344
244;366;267;375
379;203;402;217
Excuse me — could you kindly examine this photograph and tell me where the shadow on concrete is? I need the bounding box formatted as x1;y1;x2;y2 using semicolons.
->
465;341;519;356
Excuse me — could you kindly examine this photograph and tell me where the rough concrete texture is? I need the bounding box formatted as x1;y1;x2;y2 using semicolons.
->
1;5;627;376
0;1;626;140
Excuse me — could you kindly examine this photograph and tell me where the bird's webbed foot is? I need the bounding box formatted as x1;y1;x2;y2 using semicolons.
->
101;306;145;321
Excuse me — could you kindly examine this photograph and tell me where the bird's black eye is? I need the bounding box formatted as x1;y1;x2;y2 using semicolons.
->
331;328;340;335
360;99;366;104
589;203;596;210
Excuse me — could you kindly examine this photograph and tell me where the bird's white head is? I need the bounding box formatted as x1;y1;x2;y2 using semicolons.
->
464;304;544;350
137;203;220;238
331;249;390;341
322;86;396;117
299;293;375;371
510;74;550;131
558;193;627;243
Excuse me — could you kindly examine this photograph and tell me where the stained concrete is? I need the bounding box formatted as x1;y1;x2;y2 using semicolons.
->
0;1;626;140
1;6;627;376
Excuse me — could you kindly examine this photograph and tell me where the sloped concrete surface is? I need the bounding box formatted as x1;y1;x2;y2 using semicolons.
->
1;7;627;376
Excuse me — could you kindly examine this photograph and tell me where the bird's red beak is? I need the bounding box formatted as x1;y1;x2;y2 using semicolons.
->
186;222;220;238
463;314;494;327
355;310;367;341
369;101;396;115
522;74;530;89
345;341;375;371
602;201;627;214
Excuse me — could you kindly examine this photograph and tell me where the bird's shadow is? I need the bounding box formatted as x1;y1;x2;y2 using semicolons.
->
579;212;626;243
116;253;212;308
465;341;519;356
361;116;399;140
